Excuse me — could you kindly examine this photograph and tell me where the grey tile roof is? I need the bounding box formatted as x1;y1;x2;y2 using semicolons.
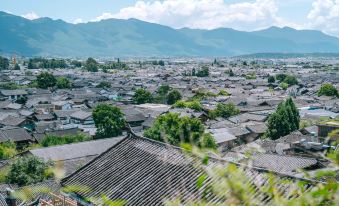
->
0;127;33;143
28;137;125;161
244;123;268;134
70;110;92;120
0;116;26;126
61;135;317;205
0;89;28;96
251;153;318;173
229;113;267;124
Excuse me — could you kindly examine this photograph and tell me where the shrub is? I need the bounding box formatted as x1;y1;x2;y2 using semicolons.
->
41;134;90;147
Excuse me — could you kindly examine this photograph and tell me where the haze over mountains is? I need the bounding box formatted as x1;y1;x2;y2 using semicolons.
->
1;11;339;57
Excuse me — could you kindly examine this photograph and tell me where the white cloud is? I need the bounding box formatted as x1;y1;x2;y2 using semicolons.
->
92;0;295;31
91;12;115;22
21;12;40;20
307;0;339;36
73;18;84;24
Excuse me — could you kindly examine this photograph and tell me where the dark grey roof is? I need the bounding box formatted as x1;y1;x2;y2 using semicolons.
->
229;113;267;124
251;153;318;173
0;89;28;96
0;116;26;127
228;127;250;137
61;135;317;205
245;123;268;134
60;156;97;175
277;131;316;144
70;110;92;120
54;109;79;118
141;117;155;128
121;107;146;122
0;127;33;143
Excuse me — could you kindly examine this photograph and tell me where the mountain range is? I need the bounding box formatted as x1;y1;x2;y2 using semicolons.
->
1;11;339;57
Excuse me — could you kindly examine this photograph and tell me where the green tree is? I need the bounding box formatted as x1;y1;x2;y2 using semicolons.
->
285;97;300;130
132;88;153;104
192;68;196;76
266;98;300;140
229;69;234;77
276;73;287;82
85;57;98;72
144;113;216;149
283;75;298;85
27;59;35;69
318;83;338;97
157;85;171;96
93;104;126;139
174;100;203;112
14;63;20;70
154;85;171;104
167;90;182;105
158;60;165;66
215;103;240;118
200;133;217;149
280;82;288;90
96;81;111;88
195;66;209;77
71;60;82;68
36;72;57;89
15;96;28;105
218;90;229;96
268;75;275;83
56;77;71;89
6;156;52;186
0;56;9;70
0;83;20;90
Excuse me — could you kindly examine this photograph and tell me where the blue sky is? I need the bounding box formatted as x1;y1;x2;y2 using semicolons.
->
1;0;339;37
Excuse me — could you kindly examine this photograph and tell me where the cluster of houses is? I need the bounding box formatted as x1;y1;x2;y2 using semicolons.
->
0;57;338;205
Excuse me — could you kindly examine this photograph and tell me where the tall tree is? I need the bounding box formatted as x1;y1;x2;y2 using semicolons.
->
85;57;98;72
285;97;300;130
14;63;20;70
93;104;126;139
266;98;300;140
0;56;9;70
268;75;275;83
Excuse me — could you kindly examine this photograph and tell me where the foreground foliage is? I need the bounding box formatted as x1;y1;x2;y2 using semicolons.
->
0;141;17;160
